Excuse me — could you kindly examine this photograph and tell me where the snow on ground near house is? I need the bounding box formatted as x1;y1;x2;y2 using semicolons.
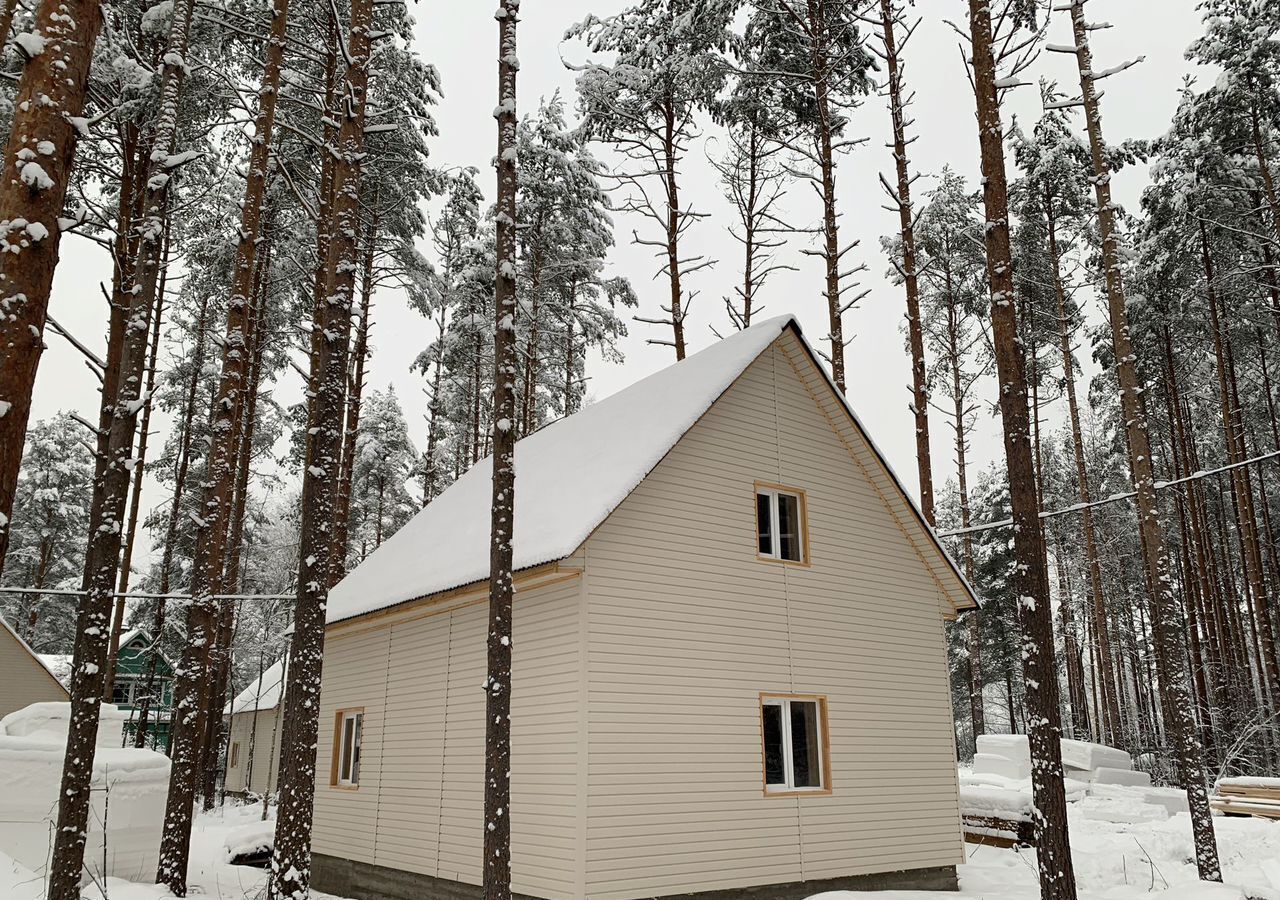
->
1;801;1274;900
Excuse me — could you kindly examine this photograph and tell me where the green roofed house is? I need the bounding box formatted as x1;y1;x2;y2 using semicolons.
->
110;628;175;748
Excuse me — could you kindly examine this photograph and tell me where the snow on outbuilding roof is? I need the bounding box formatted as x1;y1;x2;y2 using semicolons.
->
327;316;798;623
226;659;286;715
327;315;979;624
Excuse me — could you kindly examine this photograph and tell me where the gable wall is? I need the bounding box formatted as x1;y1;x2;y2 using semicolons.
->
312;573;583;900
581;336;965;900
0;620;68;719
224;708;282;796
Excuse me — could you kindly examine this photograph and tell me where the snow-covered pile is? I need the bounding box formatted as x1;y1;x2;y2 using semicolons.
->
961;734;1180;828
223;818;274;862
0;702;170;886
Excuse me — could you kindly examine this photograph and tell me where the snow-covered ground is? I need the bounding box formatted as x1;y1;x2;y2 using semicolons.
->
2;800;1276;900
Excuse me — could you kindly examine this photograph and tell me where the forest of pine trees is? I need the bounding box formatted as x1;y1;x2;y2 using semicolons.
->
0;1;1277;899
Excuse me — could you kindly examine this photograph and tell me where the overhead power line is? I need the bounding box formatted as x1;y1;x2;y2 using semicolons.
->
937;448;1280;538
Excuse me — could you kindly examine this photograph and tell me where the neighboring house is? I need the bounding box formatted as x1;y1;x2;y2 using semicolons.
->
109;628;175;747
310;316;978;900
223;657;287;798
0;615;69;718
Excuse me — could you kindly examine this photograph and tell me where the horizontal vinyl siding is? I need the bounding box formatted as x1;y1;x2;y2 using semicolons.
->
224;709;281;796
583;337;964;900
0;623;67;719
313;627;391;866
314;577;581;900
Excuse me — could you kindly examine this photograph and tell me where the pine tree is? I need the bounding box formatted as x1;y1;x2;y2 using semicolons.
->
1061;3;1221;876
745;0;875;393
0;0;106;575
964;2;1076;897
916;167;990;745
568;0;736;358
485;3;519;899
0;416;93;648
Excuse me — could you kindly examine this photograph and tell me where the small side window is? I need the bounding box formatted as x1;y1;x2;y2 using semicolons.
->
761;695;829;794
229;741;240;769
756;485;807;563
332;709;364;788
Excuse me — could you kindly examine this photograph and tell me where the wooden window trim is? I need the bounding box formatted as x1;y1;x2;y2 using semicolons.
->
759;693;832;798
329;707;365;791
754;481;811;567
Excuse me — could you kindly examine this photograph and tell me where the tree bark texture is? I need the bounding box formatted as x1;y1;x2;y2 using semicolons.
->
270;0;372;893
156;0;288;887
1069;4;1220;879
878;0;933;525
0;0;106;576
967;4;1076;898
484;5;519;900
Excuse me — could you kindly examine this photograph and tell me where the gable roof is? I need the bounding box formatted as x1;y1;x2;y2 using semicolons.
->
327;316;978;624
226;658;286;715
1;615;70;698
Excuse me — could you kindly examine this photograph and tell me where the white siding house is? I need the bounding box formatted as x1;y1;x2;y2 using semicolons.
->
310;316;976;900
223;658;286;797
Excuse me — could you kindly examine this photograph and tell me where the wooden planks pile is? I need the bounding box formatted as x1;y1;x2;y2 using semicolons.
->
1212;777;1280;819
961;812;1035;848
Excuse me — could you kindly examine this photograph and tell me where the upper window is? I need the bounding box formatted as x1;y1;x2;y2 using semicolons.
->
761;695;829;794
756;485;807;563
333;709;364;788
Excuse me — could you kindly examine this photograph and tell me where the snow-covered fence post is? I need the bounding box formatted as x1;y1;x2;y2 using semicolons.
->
485;2;519;899
269;0;375;893
0;0;105;579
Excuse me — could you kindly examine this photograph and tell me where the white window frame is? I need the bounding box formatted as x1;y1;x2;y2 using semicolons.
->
761;695;827;794
756;486;806;563
335;709;363;788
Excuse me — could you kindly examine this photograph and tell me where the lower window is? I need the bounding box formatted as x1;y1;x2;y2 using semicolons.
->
332;708;364;787
761;694;829;793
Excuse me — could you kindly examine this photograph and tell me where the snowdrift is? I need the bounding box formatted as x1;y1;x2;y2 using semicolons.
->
0;702;170;885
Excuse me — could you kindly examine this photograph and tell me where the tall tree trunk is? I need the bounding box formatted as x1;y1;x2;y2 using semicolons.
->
46;0;197;886
104;222;170;701
1046;189;1122;744
270;0;373;892
422;308;447;504
878;0;933;524
332;218;375;583
1069;6;1220;877
0;0;106;574
1202;224;1280;709
156;0;289;887
967;5;1075;897
484;6;519;900
945;271;983;741
661;93;686;360
808;7;845;392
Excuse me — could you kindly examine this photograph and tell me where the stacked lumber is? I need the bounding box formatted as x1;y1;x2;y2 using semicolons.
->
1212;777;1280;819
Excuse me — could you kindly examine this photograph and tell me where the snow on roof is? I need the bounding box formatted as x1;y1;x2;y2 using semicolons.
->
37;654;72;688
327;315;979;623
327;316;799;623
226;658;286;715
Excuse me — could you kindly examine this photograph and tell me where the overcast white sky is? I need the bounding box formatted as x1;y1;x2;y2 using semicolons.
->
27;0;1209;572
